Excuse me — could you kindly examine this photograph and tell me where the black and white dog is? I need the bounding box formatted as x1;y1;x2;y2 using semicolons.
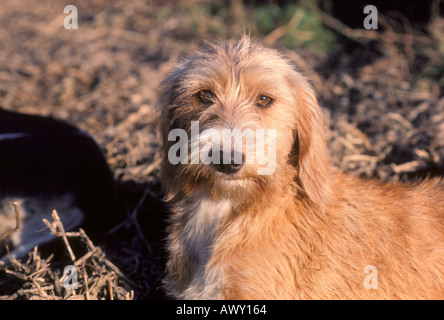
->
0;107;117;261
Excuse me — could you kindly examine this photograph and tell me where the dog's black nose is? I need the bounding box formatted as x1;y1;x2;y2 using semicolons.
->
213;150;245;175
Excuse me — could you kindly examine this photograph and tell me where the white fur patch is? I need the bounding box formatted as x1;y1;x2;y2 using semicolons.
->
180;195;231;299
0;195;84;262
0;133;30;141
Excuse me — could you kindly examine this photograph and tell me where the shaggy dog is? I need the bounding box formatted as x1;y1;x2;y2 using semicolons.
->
157;36;444;299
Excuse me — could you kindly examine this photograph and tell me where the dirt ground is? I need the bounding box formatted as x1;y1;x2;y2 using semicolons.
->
0;0;443;299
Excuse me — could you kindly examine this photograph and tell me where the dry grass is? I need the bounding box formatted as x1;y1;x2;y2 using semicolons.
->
0;0;443;299
0;210;133;300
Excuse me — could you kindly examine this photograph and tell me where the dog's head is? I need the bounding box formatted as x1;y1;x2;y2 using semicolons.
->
157;36;332;209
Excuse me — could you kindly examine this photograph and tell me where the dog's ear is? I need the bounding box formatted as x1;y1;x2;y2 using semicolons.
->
156;67;187;202
287;71;333;211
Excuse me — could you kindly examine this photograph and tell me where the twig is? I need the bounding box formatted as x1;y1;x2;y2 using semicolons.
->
32;280;49;298
4;269;28;281
103;256;138;289
108;278;114;300
0;293;18;300
391;160;423;173
74;247;99;267
29;265;50;280
343;154;378;163
141;157;162;178
43;210;76;262
83;265;90;300
264;8;304;46
387;112;414;129
131;187;153;254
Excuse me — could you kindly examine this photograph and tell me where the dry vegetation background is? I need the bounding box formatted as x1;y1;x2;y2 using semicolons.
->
0;0;443;299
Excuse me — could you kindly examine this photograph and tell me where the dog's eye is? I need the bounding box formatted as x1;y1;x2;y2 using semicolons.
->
195;90;215;105
255;95;273;108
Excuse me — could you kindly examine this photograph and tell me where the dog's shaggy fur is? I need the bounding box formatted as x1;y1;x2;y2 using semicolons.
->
157;36;444;299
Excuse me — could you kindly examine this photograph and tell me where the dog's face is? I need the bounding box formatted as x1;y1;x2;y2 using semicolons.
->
158;37;332;208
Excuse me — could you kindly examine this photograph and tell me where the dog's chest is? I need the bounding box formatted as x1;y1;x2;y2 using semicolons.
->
183;196;231;268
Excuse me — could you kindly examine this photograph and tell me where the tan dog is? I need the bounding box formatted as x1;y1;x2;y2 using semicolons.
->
157;36;444;299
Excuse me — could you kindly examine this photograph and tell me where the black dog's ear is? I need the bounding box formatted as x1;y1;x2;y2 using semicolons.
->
286;72;333;211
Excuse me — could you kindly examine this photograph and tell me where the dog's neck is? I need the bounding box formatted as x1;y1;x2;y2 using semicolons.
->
178;174;298;250
181;193;232;260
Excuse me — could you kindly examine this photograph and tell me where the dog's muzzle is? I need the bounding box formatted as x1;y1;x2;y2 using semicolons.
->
212;149;245;175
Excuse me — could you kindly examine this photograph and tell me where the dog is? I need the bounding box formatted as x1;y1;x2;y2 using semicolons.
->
0;108;117;262
157;36;444;299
